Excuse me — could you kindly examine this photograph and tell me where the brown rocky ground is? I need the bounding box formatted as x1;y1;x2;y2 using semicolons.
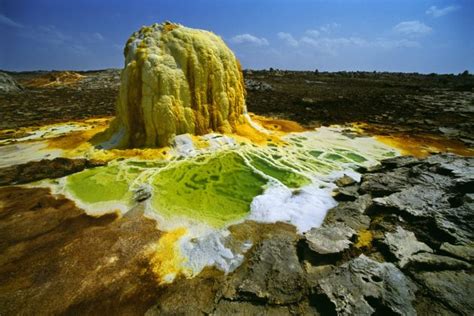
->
244;70;474;146
0;69;473;315
0;187;162;315
0;70;119;129
1;69;473;144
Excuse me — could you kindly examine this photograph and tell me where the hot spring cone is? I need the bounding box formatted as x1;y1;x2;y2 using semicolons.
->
96;22;248;148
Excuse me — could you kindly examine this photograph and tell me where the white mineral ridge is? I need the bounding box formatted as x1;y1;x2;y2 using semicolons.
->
249;182;337;233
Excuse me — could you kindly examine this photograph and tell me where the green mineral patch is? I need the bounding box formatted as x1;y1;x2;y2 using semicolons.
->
248;154;311;188
66;165;139;204
323;153;350;162
151;152;267;227
345;152;368;163
334;149;368;163
309;150;323;158
126;160;167;168
383;151;397;157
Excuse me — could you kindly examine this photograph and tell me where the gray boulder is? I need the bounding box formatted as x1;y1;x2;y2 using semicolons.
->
223;233;307;305
304;223;355;255
314;255;417;315
382;226;433;268
414;270;474;315
440;243;474;262
244;79;273;91
324;194;372;231
407;252;471;270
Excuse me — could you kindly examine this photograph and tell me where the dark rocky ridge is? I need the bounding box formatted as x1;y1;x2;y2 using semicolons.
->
0;157;106;186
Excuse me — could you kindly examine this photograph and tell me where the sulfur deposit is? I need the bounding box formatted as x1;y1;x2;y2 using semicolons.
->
22;71;85;88
99;22;247;148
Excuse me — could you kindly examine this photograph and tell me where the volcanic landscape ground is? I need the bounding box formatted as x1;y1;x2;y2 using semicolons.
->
0;69;473;315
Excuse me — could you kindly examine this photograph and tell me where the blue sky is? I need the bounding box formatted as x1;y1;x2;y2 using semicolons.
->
0;0;473;73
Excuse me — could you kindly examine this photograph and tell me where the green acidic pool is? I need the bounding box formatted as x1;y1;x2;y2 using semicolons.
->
151;152;267;227
66;165;139;204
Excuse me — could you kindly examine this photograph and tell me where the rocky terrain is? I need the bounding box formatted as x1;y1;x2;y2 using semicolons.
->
0;154;471;315
0;70;119;129
0;69;473;315
245;70;474;147
1;70;473;145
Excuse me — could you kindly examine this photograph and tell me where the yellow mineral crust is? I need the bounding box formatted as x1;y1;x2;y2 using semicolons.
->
150;227;188;284
354;229;373;249
22;71;85;88
99;22;248;148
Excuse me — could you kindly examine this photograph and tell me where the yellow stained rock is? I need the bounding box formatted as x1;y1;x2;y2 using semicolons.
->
98;21;248;148
22;71;85;88
150;227;188;284
355;229;373;249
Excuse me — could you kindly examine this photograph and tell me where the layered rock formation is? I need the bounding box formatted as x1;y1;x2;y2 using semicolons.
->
99;22;247;148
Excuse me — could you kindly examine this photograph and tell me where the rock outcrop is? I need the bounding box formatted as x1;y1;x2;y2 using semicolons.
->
0;72;22;93
314;255;417;315
304;223;355;255
332;154;474;315
0;158;106;186
98;22;247;148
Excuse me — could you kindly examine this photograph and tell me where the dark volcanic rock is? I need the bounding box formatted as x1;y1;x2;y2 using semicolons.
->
323;194;372;231
320;154;474;316
414;270;474;315
440;243;474;262
382;226;433;268
314;254;417;315
360;168;411;196
382;226;472;270
335;174;356;187
406;253;471;270
368;154;474;246
304;223;355;255
223;232;307;305
0;157;106;186
212;301;291;315
145;269;225;315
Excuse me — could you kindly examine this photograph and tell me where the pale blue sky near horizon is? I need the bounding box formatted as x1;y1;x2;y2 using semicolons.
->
0;0;473;73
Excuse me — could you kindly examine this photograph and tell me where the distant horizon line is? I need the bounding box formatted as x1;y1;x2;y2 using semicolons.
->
1;67;472;76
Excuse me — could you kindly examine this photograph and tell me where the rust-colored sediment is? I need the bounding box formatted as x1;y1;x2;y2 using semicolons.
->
0;186;162;315
250;114;307;133
353;122;474;158
375;134;474;158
